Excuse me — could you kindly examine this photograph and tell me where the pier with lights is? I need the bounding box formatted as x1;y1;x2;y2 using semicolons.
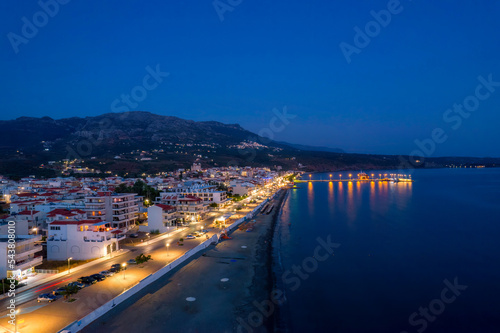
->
294;172;413;183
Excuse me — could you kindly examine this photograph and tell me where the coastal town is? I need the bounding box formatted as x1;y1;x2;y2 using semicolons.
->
0;163;292;332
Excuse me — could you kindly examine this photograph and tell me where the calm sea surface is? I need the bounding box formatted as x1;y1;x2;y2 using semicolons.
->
274;168;500;333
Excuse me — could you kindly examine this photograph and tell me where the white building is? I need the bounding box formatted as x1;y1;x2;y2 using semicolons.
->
15;210;44;234
0;234;43;280
139;204;177;234
169;184;229;205
47;219;119;261
155;194;206;222
230;181;256;196
85;192;139;231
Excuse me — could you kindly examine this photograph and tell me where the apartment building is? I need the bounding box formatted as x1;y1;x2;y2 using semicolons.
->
0;234;43;280
85;192;139;231
139;204;178;233
155;194;206;222
47;219;119;261
170;184;229;204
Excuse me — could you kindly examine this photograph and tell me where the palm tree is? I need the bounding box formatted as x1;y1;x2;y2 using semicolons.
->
62;284;80;301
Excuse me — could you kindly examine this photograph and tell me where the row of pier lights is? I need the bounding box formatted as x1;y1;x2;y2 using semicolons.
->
306;173;413;181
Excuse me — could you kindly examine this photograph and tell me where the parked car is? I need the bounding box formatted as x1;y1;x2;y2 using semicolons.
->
201;229;209;233
129;233;139;238
77;276;97;284
110;264;122;272
90;273;106;282
127;259;137;265
100;270;115;277
38;293;56;303
185;234;195;239
52;287;67;295
67;281;85;289
193;232;202;237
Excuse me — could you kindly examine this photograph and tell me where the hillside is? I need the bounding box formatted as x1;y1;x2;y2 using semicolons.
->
0;111;498;177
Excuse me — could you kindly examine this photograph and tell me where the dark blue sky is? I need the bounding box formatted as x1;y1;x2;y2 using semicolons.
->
2;0;500;157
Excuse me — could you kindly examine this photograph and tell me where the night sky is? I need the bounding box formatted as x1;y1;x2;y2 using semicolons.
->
1;0;500;157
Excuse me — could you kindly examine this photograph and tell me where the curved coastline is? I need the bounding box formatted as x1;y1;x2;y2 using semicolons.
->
271;188;292;332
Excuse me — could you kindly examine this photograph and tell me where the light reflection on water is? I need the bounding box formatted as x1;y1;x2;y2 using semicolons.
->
278;169;500;332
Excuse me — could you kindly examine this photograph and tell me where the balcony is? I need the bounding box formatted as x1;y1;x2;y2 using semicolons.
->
15;235;42;247
15;256;43;271
15;244;43;260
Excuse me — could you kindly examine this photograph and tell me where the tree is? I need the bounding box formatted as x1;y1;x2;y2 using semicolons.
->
209;203;218;208
135;253;153;264
115;180;160;202
62;284;79;301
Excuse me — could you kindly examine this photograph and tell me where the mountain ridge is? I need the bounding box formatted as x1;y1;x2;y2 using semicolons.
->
0;111;498;177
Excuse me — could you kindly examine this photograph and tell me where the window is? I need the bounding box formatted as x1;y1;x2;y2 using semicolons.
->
50;226;61;230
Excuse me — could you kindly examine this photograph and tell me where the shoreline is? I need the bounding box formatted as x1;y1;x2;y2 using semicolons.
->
244;188;289;332
271;188;291;332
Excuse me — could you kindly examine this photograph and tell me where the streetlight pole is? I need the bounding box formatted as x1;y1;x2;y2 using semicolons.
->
166;243;170;262
67;257;73;274
15;309;19;333
122;263;127;280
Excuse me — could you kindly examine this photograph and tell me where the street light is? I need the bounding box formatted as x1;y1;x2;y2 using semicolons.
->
166;243;170;260
67;257;73;274
122;263;127;280
33;227;37;235
15;308;20;333
339;174;342;181
329;174;332;181
349;174;352;181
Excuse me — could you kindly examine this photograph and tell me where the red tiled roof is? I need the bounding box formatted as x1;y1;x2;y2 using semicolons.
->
16;193;38;198
180;195;202;202
47;208;86;217
17;210;40;215
50;219;101;226
156;204;175;211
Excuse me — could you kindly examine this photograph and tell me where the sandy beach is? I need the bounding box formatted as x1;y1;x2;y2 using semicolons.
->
83;189;288;333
